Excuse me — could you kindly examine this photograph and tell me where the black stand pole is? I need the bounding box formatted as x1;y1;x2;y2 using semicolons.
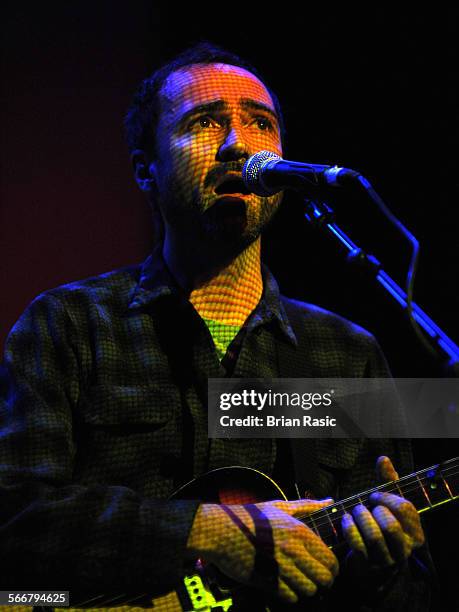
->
303;199;459;373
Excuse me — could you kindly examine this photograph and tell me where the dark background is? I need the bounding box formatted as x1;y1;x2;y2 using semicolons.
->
1;2;457;606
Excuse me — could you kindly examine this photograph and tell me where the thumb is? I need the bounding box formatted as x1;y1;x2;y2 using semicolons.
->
277;497;334;517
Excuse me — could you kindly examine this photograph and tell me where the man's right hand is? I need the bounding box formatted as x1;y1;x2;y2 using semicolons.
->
186;499;339;605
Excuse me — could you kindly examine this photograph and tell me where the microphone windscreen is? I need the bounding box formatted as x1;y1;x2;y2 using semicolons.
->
242;150;282;196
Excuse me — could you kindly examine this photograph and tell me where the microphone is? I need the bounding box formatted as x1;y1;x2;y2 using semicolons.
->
242;150;361;196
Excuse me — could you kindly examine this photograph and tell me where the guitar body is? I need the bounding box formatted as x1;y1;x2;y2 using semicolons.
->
170;465;289;505
152;467;288;612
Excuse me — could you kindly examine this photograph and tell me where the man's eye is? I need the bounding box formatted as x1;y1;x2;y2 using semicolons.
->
255;117;273;131
198;116;212;128
189;116;215;130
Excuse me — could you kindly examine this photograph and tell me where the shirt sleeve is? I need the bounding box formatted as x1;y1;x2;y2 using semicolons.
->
0;293;200;604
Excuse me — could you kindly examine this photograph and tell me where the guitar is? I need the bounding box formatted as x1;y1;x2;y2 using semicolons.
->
73;458;458;611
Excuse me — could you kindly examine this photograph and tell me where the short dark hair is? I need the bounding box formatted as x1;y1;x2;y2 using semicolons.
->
124;41;286;157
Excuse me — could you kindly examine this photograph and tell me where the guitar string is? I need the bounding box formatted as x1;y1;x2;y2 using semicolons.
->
301;494;456;539
295;466;459;528
298;472;459;527
298;464;459;516
302;479;459;544
307;463;459;504
296;464;458;513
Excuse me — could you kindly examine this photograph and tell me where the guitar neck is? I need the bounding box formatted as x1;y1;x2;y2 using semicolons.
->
298;457;459;549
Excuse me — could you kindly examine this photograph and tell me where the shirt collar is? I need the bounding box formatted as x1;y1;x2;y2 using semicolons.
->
250;264;298;347
128;244;298;347
128;243;180;309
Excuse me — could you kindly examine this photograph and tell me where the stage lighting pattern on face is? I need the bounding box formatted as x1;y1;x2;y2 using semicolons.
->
154;63;285;352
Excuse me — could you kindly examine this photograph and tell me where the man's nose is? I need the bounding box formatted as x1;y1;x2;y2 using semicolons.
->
216;126;249;162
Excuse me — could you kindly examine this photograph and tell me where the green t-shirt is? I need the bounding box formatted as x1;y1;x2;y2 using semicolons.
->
202;317;241;361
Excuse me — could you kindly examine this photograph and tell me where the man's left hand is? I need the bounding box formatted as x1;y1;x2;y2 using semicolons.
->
341;456;425;572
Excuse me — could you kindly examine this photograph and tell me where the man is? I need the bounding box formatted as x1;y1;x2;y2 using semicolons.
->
0;43;431;610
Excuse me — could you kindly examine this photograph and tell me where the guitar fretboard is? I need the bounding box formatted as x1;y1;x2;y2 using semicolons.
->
297;457;459;548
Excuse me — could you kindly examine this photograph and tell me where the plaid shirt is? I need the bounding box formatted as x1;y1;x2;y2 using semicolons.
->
0;246;431;609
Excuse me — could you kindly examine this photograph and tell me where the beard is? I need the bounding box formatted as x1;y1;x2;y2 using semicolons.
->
156;179;283;259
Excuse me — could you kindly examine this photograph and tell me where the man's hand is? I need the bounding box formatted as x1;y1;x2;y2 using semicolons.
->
187;498;339;604
342;456;425;573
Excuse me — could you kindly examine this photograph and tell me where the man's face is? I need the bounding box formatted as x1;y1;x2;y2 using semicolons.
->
151;63;283;249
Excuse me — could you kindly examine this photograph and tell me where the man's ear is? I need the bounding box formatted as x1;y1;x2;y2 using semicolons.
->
131;149;157;193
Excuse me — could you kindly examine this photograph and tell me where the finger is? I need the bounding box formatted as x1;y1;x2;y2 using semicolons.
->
376;455;399;483
280;541;335;590
277;578;299;604
352;504;395;567
342;512;368;559
369;492;425;546
372;505;413;562
277;497;334;517
295;524;339;577
277;552;320;600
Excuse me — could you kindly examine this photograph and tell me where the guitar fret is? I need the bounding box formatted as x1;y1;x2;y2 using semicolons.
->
416;473;432;507
325;508;339;541
308;515;320;537
394;481;404;497
423;468;456;506
440;473;454;499
403;481;429;511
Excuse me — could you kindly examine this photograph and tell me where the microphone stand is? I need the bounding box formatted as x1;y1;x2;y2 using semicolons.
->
303;199;459;374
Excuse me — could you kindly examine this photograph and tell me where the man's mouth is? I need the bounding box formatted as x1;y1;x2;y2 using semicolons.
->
214;174;251;196
210;195;248;231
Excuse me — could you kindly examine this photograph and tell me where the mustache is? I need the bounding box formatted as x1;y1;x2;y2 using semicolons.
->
204;161;246;189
